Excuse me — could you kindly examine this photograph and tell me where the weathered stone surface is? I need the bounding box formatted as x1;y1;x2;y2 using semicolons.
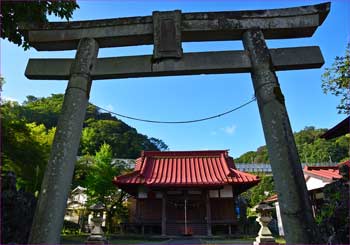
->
28;38;99;244
242;29;321;244
19;3;330;51
25;46;324;80
153;10;183;59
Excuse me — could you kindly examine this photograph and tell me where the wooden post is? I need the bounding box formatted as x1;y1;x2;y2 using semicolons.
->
242;29;320;244
161;192;167;236
184;199;188;235
120;223;124;235
205;190;212;236
136;198;140;222
28;38;99;244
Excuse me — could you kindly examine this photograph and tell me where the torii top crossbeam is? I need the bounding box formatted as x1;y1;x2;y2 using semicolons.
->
24;3;330;80
21;2;330;51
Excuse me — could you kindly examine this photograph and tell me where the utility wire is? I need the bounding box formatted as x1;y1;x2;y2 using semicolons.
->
95;97;256;124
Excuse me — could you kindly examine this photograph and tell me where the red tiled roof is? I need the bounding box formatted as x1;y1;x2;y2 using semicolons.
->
263;194;278;204
303;165;342;180
264;162;349;203
338;159;350;167
114;150;260;188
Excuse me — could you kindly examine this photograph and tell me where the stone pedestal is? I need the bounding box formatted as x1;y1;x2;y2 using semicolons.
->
85;216;108;244
86;203;108;244
254;203;277;245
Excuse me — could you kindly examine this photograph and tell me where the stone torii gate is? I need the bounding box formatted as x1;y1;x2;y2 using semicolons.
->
21;2;330;244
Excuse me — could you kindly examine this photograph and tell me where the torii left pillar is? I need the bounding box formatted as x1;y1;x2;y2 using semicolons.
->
28;38;99;244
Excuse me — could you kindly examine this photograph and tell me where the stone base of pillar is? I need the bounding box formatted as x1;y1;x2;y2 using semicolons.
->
253;235;276;245
85;235;108;244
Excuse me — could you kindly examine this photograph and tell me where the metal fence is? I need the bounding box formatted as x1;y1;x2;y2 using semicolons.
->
110;160;336;174
235;162;336;173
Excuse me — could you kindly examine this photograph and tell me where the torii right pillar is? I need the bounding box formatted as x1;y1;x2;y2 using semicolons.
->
242;29;321;244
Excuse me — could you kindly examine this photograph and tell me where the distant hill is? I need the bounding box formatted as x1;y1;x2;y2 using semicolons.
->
20;94;168;158
235;126;348;164
2;94;168;193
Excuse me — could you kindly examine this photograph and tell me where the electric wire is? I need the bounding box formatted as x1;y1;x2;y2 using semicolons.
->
94;96;257;124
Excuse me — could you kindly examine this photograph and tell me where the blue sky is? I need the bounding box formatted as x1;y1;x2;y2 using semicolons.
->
1;0;349;158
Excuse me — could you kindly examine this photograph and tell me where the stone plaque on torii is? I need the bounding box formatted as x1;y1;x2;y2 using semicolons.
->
21;2;330;244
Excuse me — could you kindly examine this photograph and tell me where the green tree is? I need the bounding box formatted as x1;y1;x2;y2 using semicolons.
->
242;175;275;208
80;119;166;158
294;126;322;145
235;151;257;163
72;155;93;190
22;94;64;128
22;94;168;157
295;127;348;164
236;146;268;163
1;101;54;194
236;126;348;164
254;146;269;163
83;143;129;232
334;136;350;162
148;137;169;151
1;1;79;49
322;43;350;114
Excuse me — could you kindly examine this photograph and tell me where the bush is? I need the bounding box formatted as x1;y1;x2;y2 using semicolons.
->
241;175;275;208
62;220;81;235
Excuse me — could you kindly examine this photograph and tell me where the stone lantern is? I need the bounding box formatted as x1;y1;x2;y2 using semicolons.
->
253;203;276;245
85;202;108;244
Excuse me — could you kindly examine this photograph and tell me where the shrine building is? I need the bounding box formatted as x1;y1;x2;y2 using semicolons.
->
113;150;260;236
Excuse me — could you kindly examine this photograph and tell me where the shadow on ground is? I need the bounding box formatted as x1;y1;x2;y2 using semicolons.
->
61;235;256;244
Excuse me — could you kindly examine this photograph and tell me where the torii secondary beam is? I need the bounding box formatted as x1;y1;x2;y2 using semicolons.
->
25;46;324;80
19;2;330;51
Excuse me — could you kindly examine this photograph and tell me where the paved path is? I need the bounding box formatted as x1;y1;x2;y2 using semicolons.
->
166;238;203;244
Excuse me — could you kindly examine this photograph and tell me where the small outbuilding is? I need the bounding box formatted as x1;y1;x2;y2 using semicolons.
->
264;160;350;236
113;150;260;236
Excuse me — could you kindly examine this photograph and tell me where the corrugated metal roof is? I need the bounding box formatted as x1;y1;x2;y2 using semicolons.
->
114;150;259;187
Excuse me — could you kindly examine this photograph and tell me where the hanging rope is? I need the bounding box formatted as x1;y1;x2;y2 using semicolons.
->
94;96;256;124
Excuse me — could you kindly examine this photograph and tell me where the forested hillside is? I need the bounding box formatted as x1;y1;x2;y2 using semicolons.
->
2;94;168;193
2;93;348;194
20;94;168;157
236;126;349;164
